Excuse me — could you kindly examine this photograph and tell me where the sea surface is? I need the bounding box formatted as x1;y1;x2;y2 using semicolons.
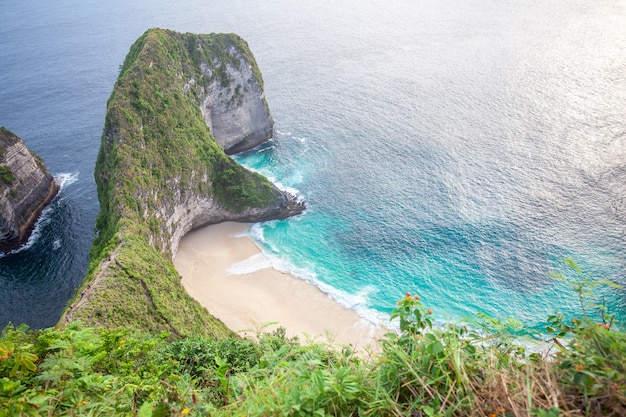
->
1;0;624;330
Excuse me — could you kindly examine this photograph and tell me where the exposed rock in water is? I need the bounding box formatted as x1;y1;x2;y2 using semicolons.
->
0;127;58;252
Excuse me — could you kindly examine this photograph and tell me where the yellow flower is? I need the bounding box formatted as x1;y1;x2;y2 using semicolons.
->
575;365;585;371
496;407;506;413
180;408;190;416
414;295;420;300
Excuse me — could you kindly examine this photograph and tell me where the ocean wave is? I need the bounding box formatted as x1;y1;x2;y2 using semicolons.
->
314;280;390;327
0;203;55;257
239;162;304;196
247;223;266;244
226;253;273;275
231;229;389;327
234;148;305;193
0;172;78;258
54;172;79;189
278;183;302;197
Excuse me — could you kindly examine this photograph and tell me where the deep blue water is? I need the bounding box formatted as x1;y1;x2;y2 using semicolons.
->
1;0;625;330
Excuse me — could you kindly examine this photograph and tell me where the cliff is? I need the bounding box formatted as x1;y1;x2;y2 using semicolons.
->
62;29;303;337
0;127;58;251
199;40;274;155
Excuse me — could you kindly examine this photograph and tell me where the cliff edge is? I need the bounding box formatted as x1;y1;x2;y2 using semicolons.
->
61;29;303;338
0;127;58;252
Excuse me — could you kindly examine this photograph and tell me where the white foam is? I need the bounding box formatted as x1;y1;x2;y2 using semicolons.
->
233;155;305;196
235;227;390;327
247;223;266;244
226;253;273;275
54;172;79;189
0;172;77;257
1;203;55;256
277;183;302;196
313;280;389;327
52;239;61;250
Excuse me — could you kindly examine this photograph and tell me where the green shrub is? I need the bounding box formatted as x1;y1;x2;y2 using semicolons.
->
0;166;15;186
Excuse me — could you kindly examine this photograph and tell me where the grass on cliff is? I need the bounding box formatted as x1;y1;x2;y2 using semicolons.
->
67;235;232;339
74;29;282;337
3;261;625;416
0;127;19;186
95;28;278;258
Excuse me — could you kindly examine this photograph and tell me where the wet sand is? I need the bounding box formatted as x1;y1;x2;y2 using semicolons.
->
173;222;387;348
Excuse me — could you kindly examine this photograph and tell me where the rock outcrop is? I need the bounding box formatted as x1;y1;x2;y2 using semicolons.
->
199;48;274;155
96;29;304;258
62;29;303;337
0;127;58;251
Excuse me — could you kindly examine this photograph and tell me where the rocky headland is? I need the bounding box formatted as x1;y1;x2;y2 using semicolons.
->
62;29;303;337
0;127;58;252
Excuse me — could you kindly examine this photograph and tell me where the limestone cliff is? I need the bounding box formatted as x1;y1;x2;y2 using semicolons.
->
199;45;274;155
62;29;303;337
0;127;58;251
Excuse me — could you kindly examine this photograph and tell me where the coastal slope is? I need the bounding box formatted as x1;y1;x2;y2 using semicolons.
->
0;127;58;251
63;29;302;337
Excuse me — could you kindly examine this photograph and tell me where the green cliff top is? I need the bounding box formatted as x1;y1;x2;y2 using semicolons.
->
64;29;288;338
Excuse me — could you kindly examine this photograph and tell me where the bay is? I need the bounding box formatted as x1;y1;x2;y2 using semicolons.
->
1;0;624;329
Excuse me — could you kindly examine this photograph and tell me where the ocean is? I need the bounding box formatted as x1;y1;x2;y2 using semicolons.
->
1;0;624;330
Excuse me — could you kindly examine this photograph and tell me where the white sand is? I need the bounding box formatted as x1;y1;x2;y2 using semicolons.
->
173;222;387;348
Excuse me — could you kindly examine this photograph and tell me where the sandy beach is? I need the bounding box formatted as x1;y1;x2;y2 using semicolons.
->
173;222;388;348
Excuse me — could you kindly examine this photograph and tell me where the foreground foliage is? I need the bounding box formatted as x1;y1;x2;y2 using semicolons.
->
3;262;625;416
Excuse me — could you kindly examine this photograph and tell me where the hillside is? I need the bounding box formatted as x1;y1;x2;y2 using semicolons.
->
60;29;303;337
3;281;625;416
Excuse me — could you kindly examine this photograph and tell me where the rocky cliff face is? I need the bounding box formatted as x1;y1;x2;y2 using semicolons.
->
95;29;303;258
63;29;303;336
0;127;58;251
199;50;274;155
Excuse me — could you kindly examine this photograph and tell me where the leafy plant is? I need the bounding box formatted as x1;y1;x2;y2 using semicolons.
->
0;165;15;186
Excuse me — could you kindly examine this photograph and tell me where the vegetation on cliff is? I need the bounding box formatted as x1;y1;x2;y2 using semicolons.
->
65;29;293;337
18;28;619;417
3;261;625;416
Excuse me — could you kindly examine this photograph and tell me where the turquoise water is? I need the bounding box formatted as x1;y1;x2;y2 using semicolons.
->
234;127;625;330
1;0;625;329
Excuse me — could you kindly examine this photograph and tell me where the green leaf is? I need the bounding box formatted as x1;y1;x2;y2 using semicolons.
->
138;402;154;417
422;406;435;416
573;371;594;387
427;341;444;355
563;258;582;274
311;370;325;394
596;279;622;289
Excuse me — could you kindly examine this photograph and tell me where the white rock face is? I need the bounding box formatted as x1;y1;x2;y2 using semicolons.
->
162;186;289;258
199;47;273;155
0;128;58;249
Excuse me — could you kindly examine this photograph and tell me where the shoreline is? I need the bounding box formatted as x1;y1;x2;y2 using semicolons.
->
173;222;388;348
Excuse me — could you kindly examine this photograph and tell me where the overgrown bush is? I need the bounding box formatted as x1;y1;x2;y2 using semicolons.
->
2;260;625;416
